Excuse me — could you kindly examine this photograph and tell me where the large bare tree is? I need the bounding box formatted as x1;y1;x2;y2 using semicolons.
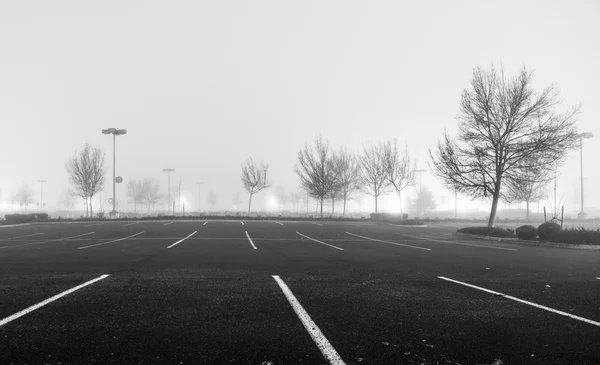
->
141;179;161;214
126;180;144;213
430;65;579;227
332;146;361;215
66;142;106;217
503;156;550;219
15;182;35;211
295;136;337;218
241;157;271;213
359;142;392;213
383;139;416;215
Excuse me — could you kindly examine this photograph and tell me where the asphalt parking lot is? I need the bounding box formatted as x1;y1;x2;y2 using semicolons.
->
0;220;599;365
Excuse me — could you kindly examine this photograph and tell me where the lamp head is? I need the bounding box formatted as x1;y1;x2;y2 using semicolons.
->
579;132;594;139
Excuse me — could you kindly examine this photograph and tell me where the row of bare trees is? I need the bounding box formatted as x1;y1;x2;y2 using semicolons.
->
126;179;162;214
294;136;417;217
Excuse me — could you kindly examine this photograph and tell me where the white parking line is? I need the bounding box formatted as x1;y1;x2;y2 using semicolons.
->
309;222;324;227
167;231;197;249
0;274;110;327
401;234;517;251
85;222;104;227
124;222;139;226
438;276;600;327
164;221;174;226
272;275;346;365
77;231;145;250
274;221;284;226
296;232;344;251
245;231;257;250
241;221;245;226
203;221;208;225
346;232;431;251
346;223;363;227
0;232;95;249
0;232;45;241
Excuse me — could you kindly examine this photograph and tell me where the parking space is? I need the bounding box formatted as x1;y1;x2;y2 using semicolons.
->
0;220;599;364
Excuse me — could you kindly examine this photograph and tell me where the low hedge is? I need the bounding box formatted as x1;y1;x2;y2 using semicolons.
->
4;213;49;223
537;221;561;240
546;227;600;246
456;226;516;238
515;225;537;240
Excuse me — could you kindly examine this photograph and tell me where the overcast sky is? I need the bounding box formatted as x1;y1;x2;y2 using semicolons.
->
1;0;599;214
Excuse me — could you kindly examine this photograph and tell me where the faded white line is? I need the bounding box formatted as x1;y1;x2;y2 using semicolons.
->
203;221;208;225
164;221;174;226
388;223;428;227
309;222;324;227
274;221;284;226
0;232;96;249
401;234;517;251
241;221;245;226
124;222;139;226
346;223;363;228
272;275;346;365
438;276;600;327
346;232;431;251
296;232;344;251
0;232;45;241
167;231;197;249
244;231;257;250
85;222;104;227
0;274;110;327
77;231;145;250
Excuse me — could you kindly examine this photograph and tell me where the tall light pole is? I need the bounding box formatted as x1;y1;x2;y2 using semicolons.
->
578;132;594;219
102;128;127;218
163;168;175;214
36;180;47;211
414;169;427;216
196;182;204;213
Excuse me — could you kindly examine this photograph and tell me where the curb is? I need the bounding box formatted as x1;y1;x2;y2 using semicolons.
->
454;232;600;250
0;223;34;228
388;223;429;228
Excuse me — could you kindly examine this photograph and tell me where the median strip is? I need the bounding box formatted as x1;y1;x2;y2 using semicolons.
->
0;232;95;249
346;232;431;251
0;274;110;327
167;231;197;248
296;232;344;251
272;275;346;365
77;231;145;250
400;234;517;251
245;231;257;250
438;276;600;327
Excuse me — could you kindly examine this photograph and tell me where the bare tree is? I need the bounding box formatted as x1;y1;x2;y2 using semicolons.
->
241;157;271;213
383;139;416;215
288;191;302;212
359;142;392;213
59;189;77;216
141;179;162;214
503;156;550;219
275;185;288;211
232;192;243;211
207;190;218;211
430;65;579;227
295;136;338;218
126;180;144;213
65;142;106;217
15;182;35;211
410;185;437;216
331;147;361;216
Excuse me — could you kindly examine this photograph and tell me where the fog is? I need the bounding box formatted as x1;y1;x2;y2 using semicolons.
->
1;1;599;218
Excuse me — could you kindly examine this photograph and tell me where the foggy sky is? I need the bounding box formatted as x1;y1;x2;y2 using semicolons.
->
1;0;599;213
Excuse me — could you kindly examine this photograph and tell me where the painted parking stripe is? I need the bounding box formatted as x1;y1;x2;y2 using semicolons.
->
124;222;139;226
164;221;174;226
0;232;95;249
241;221;245;226
346;232;431;251
167;231;197;249
245;231;257;250
309;222;324;227
272;275;346;365
296;232;344;251
274;221;284;226
85;222;105;227
0;232;45;241
438;276;600;327
401;234;517;251
345;223;363;228
203;221;208;225
77;231;145;250
0;274;110;327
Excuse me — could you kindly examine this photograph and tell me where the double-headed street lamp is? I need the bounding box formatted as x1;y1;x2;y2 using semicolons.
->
578;132;594;220
163;168;175;214
102;128;127;218
36;179;47;211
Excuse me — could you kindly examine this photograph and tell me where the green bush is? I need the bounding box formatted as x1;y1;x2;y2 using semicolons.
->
456;226;516;238
546;227;600;246
537;221;561;240
4;213;49;223
515;225;537;240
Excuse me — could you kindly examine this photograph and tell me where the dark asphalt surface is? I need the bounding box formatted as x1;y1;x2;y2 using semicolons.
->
0;220;599;365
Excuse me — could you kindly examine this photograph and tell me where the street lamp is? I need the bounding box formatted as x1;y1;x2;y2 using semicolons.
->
102;128;127;218
36;179;47;211
196;181;204;214
414;169;427;196
163;168;175;214
578;132;594;219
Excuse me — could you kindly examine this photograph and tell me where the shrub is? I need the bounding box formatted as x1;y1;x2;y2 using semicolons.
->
515;225;537;240
3;213;48;223
546;227;600;246
537;221;561;240
456;226;516;238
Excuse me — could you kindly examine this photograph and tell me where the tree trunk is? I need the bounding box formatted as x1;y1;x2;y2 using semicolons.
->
320;196;324;218
343;197;347;216
526;200;530;220
148;202;151;214
89;197;93;217
248;193;253;214
375;195;378;214
134;201;137;214
331;196;335;215
487;180;502;227
398;192;403;215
